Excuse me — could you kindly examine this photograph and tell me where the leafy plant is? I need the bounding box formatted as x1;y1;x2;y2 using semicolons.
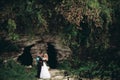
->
0;59;36;80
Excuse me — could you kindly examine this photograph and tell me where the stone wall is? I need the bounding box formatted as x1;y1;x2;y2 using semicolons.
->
15;35;72;65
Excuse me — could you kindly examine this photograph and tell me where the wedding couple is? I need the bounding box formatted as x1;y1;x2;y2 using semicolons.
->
35;51;51;79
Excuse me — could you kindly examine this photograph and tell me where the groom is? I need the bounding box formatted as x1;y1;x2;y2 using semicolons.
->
35;52;43;78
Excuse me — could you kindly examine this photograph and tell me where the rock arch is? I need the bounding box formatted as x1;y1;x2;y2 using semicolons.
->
16;35;72;68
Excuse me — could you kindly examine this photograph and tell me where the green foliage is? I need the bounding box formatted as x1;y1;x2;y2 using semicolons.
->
0;59;36;80
58;60;71;70
87;0;100;9
59;56;120;78
37;11;48;27
56;0;112;51
0;0;48;37
8;33;19;40
59;24;81;50
6;19;19;40
7;19;16;32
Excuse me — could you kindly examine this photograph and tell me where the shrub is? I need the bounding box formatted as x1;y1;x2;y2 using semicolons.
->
0;59;36;80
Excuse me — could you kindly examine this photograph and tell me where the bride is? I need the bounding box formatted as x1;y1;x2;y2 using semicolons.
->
40;53;51;79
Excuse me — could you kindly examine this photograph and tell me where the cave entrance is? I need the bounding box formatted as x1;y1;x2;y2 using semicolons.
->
17;44;34;66
47;42;58;69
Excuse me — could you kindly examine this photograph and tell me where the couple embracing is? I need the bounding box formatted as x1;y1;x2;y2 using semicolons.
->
36;51;51;79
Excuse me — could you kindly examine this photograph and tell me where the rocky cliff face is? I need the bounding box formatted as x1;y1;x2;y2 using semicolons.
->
31;35;72;67
8;35;72;66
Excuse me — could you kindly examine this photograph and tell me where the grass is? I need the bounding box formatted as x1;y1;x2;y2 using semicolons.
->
0;59;37;80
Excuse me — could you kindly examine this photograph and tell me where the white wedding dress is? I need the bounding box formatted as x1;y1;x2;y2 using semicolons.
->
40;62;51;79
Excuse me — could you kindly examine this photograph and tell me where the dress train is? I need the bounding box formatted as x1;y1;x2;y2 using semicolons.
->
40;62;51;79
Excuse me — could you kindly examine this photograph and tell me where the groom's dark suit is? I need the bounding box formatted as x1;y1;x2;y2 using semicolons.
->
36;56;43;78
